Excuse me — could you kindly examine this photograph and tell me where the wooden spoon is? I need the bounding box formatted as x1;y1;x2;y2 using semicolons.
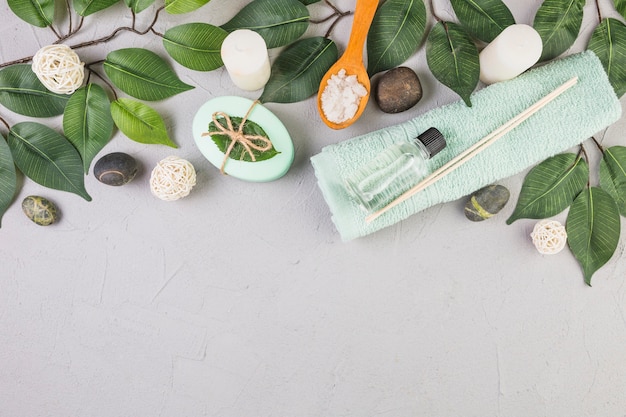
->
317;0;379;130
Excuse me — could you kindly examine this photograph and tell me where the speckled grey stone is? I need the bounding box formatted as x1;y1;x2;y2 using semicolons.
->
22;196;58;226
464;184;510;221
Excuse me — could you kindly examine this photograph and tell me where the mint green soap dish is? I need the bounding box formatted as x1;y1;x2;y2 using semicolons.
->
193;96;294;182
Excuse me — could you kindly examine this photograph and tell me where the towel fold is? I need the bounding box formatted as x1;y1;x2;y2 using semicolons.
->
311;51;622;241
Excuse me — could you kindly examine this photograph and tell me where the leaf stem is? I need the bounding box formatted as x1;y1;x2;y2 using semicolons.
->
591;136;605;153
430;0;443;22
0;116;10;135
579;144;591;187
86;62;118;101
596;0;602;24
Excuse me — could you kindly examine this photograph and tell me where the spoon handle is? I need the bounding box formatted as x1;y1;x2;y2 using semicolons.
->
343;0;379;63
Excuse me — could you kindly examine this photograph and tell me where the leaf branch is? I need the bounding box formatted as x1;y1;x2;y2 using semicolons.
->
86;62;118;100
430;0;443;22
592;136;605;152
310;0;353;38
0;116;10;135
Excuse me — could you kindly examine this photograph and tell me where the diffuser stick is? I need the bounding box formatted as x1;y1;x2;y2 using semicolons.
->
365;76;579;224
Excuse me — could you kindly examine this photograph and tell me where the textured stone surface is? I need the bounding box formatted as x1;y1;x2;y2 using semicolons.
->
464;184;510;221
374;67;423;113
21;195;58;226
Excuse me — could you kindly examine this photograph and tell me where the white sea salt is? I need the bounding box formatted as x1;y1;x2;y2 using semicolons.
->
321;69;368;124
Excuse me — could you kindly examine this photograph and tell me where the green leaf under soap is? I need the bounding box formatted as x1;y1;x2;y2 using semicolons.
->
8;0;54;27
450;0;515;43
366;0;427;76
533;0;585;61
0;136;17;227
506;153;588;224
260;36;337;104
426;22;479;107
206;116;279;163
163;23;228;71
7;122;91;201
165;0;210;14
74;0;120;16
567;187;620;286
587;18;626;98
110;98;177;148
599;145;626;217
0;64;70;117
221;0;310;49
103;48;194;101
124;0;155;13
63;84;114;174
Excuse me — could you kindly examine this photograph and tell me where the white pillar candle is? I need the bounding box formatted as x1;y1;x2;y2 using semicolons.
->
479;24;543;85
221;29;271;91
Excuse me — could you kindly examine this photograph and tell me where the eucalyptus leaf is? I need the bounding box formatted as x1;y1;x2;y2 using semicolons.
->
7;122;91;201
366;0;427;76
207;116;279;162
63;84;114;174
599;145;626;217
221;0;310;49
124;0;155;13
567;187;620;285
506;153;588;224
103;48;194;101
426;22;479;107
7;0;54;27
615;0;626;20
260;36;337;103
0;136;17;227
0;64;70;117
74;0;120;16
588;18;626;98
533;0;585;61
165;0;210;14
163;23;228;71
110;98;177;148
449;0;514;43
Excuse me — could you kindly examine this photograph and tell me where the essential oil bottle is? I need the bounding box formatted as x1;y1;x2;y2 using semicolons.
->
345;127;446;213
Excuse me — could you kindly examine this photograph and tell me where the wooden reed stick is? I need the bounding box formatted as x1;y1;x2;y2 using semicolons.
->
365;76;579;224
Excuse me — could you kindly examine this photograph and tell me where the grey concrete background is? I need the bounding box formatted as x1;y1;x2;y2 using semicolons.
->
1;0;626;416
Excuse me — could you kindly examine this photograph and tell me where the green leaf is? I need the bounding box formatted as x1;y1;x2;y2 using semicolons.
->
165;0;210;14
0;64;70;117
63;84;114;174
103;48;194;101
567;187;620;285
124;0;155;13
74;0;120;16
207;116;279;162
615;0;626;20
366;0;427;76
163;23;228;71
599;145;626;217
110;98;177;148
259;36;337;103
7;122;91;201
7;0;54;27
506;153;588;224
533;0;585;61
587;18;626;98
426;22;479;107
0;136;17;227
221;0;310;49
449;0;514;43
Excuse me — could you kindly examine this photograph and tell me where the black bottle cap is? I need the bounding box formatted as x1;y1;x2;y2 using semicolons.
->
416;127;446;158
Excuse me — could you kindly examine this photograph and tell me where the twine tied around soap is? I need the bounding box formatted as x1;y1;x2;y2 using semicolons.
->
202;100;273;174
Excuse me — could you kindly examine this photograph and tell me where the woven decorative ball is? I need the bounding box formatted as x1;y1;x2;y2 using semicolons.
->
150;156;197;201
31;44;84;94
530;219;568;255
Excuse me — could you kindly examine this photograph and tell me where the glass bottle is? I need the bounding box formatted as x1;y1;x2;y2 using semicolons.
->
345;127;446;213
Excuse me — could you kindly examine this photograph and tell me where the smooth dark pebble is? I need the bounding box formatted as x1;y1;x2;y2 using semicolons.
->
464;184;510;221
94;152;138;186
374;67;423;113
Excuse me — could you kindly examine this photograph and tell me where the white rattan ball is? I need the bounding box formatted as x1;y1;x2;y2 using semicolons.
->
531;219;568;255
150;156;197;201
32;44;84;94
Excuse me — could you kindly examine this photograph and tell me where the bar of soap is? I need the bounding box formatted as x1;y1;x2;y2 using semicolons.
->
192;96;294;182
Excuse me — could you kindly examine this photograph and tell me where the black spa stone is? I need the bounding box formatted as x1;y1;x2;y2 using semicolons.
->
94;152;138;186
464;184;510;221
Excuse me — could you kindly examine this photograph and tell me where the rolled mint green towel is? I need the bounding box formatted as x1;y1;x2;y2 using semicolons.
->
310;51;622;241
